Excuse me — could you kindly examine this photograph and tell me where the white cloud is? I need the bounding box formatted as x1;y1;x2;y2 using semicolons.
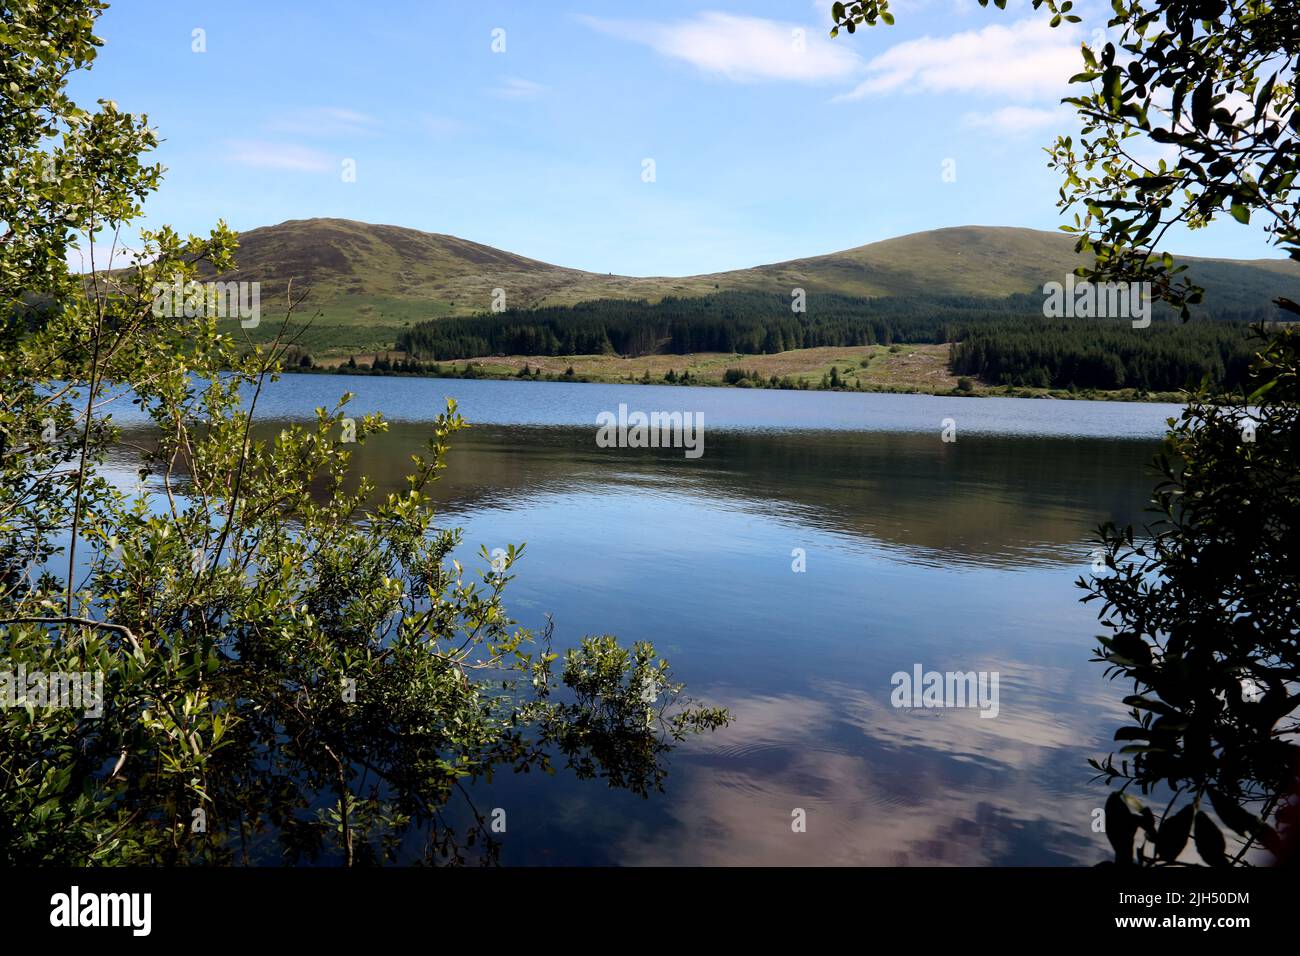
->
962;105;1063;133
490;77;545;99
577;11;863;83
225;140;333;172
420;115;462;137
268;107;381;137
809;0;977;17
836;17;1081;101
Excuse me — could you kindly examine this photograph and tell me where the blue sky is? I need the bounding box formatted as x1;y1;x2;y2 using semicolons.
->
68;0;1282;276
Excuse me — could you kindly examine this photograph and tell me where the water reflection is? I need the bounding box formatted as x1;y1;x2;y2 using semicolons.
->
122;422;1153;570
101;381;1169;865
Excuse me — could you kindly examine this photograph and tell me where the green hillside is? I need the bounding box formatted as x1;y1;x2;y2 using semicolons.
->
205;218;1300;352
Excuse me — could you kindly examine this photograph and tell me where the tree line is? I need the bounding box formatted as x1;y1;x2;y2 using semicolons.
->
949;319;1259;391
395;291;1043;359
395;290;1274;391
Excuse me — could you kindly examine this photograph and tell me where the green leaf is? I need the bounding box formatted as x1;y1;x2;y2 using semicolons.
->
1191;77;1213;133
1248;378;1278;402
1103;66;1123;109
1155;803;1194;861
1206;788;1263;840
1113;726;1151;741
1105;791;1137;864
1122;695;1178;717
1253;72;1276;121
1193;811;1227;866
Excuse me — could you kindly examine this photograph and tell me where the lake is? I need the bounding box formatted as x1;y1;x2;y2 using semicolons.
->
115;375;1183;865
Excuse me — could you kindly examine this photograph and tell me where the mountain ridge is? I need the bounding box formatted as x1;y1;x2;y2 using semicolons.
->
204;218;1300;353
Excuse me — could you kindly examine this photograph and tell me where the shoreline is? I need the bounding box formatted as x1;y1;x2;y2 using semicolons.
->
280;361;1187;404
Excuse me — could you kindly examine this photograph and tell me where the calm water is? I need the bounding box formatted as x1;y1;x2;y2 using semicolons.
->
115;375;1183;865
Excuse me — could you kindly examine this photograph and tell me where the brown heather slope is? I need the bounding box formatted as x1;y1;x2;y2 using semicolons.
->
206;218;1300;330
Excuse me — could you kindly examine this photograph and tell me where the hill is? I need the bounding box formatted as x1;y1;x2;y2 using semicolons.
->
208;218;1300;353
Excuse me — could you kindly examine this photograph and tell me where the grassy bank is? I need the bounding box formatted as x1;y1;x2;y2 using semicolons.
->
291;343;1186;402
